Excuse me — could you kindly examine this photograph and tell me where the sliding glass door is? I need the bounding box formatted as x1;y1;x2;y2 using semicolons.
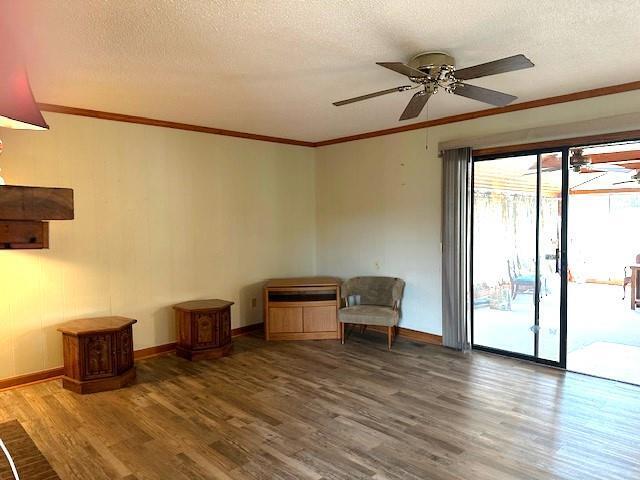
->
471;150;566;366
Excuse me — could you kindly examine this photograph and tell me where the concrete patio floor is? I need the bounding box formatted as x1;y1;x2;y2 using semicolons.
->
474;282;640;384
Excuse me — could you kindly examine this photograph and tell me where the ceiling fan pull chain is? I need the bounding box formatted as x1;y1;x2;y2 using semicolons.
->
424;101;429;150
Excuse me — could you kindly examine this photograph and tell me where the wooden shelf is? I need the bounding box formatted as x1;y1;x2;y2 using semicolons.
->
0;185;74;220
0;185;74;249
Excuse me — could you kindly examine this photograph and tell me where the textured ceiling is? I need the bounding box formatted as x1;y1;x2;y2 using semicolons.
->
9;0;640;142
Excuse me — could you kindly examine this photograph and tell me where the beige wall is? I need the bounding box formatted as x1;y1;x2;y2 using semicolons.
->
4;89;640;380
315;90;640;335
0;112;316;380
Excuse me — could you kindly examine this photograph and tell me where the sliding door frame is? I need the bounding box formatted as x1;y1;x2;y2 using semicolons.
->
470;146;569;368
559;148;569;368
471;133;640;371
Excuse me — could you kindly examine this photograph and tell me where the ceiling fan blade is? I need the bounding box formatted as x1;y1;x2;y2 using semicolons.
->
454;83;517;107
612;180;636;185
377;62;427;78
333;86;412;106
586;164;633;173
455;54;534;81
523;167;560;176
399;90;431;121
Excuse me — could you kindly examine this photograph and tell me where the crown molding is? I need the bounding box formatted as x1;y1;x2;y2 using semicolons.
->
37;103;316;147
314;80;640;147
38;80;640;148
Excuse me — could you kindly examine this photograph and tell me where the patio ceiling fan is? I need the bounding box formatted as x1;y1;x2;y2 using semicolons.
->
570;148;591;172
332;53;534;120
526;149;638;175
566;149;635;173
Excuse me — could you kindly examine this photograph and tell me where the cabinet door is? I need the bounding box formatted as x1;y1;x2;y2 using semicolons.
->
303;306;337;332
219;308;231;345
194;313;219;348
81;334;115;380
268;307;303;333
115;326;134;374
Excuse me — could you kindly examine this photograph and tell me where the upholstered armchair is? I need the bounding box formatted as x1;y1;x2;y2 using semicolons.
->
338;276;405;350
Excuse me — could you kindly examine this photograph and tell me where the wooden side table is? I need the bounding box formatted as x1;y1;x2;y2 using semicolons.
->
173;299;234;360
57;316;137;394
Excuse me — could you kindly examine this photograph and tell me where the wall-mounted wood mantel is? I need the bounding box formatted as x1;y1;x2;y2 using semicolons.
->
0;185;74;220
0;185;74;249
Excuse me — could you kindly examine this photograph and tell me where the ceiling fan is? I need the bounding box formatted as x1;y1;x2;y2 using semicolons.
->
332;52;534;121
526;149;638;175
569;148;591;172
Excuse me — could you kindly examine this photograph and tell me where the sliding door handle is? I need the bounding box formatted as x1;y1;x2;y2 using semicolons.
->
555;248;560;274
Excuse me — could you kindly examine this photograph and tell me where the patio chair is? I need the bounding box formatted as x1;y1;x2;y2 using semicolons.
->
623;253;640;300
507;259;536;299
338;276;405;350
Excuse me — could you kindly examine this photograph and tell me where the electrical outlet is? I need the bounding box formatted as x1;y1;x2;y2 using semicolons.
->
251;298;257;308
374;261;380;271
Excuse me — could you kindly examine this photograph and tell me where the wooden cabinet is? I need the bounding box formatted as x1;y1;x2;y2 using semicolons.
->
58;316;137;394
173;299;234;360
264;277;340;341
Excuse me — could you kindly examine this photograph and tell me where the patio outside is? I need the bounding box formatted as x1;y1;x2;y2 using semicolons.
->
473;144;640;385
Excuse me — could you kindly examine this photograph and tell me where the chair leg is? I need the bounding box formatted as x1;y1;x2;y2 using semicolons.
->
387;326;392;350
360;324;367;334
341;322;345;344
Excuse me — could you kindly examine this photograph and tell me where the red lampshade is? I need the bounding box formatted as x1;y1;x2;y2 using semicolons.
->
0;61;48;130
